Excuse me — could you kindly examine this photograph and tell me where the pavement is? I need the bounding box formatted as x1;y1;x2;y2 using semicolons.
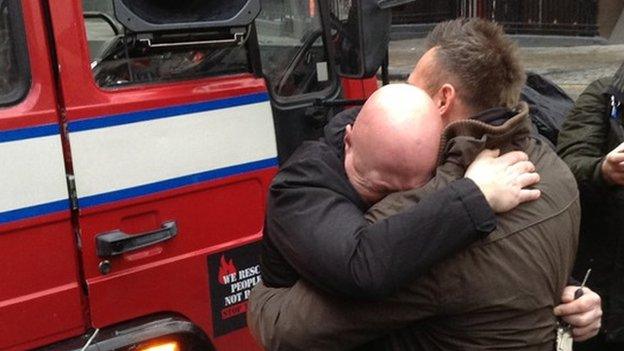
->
388;37;624;100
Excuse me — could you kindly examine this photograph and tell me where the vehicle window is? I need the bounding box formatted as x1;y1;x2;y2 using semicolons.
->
256;0;334;99
82;0;251;88
0;0;30;107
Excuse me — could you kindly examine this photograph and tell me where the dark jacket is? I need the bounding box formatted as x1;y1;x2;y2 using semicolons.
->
253;103;579;351
260;108;496;299
557;74;624;341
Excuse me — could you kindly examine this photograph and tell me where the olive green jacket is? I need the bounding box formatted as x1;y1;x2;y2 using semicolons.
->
557;76;624;341
557;78;616;189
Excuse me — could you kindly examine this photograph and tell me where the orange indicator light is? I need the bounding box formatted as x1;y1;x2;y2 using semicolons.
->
137;341;180;351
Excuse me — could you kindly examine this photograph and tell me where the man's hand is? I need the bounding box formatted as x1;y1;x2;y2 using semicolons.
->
601;142;624;186
554;286;602;342
465;149;540;213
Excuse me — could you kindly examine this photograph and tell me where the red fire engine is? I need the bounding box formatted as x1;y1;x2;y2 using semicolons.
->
0;0;401;350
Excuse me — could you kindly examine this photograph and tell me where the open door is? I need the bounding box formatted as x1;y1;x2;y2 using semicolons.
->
255;0;342;162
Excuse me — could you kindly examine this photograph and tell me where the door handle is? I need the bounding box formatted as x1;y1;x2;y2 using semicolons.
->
96;221;178;257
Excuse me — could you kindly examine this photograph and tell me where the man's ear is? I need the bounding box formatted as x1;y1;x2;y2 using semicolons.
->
344;124;353;151
434;83;456;119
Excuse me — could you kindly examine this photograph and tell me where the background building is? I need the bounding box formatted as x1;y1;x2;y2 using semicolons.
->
393;0;624;39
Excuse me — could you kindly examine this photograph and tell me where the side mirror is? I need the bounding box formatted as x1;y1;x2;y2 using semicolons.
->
326;0;414;78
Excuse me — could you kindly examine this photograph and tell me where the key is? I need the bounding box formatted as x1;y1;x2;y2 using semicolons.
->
556;269;592;351
574;269;592;299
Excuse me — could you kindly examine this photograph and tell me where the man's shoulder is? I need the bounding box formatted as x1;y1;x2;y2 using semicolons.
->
574;77;612;103
277;140;342;177
323;107;360;150
588;76;613;92
530;138;579;203
270;140;352;194
490;139;579;240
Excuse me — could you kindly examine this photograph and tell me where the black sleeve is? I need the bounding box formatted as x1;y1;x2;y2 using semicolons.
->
267;147;496;299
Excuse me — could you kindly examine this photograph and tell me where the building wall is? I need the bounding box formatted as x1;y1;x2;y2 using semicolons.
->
392;0;598;36
392;0;457;24
598;0;624;38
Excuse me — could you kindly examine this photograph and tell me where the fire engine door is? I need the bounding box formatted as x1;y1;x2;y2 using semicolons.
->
256;0;342;162
47;1;276;349
0;1;86;350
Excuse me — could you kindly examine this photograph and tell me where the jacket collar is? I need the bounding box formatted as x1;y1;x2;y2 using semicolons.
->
322;107;360;160
437;102;532;168
319;103;531;169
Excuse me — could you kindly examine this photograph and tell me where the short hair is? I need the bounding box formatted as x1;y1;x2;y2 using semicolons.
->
425;18;526;111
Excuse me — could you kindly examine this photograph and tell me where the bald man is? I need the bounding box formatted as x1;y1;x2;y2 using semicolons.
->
343;84;443;204
250;84;540;347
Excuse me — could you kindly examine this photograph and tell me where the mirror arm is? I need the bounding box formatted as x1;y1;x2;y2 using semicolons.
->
381;50;390;85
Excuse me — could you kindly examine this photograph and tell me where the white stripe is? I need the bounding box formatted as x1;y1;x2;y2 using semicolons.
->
70;101;277;198
0;136;68;212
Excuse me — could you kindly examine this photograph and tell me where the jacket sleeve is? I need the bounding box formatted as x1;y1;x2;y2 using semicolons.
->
557;78;611;188
267;152;496;299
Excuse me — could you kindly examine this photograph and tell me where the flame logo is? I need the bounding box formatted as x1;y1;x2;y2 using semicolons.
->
218;255;237;285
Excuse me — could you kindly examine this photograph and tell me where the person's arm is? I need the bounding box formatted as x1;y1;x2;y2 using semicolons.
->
269;147;537;299
267;149;494;299
270;179;493;300
557;78;611;187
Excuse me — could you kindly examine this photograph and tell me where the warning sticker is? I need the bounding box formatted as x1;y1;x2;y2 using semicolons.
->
208;241;262;337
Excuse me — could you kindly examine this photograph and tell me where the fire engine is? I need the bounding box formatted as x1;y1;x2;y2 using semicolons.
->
0;0;404;350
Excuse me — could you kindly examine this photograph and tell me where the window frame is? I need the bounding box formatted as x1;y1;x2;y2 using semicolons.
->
0;0;31;108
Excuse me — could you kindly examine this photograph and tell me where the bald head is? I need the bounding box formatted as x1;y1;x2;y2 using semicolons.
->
344;84;443;204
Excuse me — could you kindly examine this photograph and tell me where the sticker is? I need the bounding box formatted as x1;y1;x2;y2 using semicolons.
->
317;61;329;82
208;241;262;337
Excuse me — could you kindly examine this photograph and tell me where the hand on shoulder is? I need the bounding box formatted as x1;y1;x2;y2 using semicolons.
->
465;149;541;213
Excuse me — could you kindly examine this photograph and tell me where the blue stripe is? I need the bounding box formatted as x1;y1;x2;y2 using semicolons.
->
0;124;60;143
0;157;278;224
78;157;278;208
69;92;270;132
0;93;275;223
0;93;269;143
0;199;70;224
